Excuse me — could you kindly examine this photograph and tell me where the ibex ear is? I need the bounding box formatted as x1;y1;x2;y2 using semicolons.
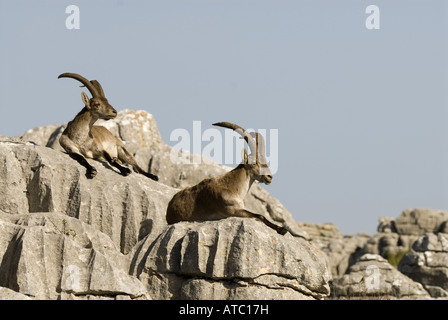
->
241;148;249;164
81;92;91;109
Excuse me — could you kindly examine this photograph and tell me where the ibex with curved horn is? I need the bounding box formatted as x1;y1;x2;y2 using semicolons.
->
58;72;158;181
166;122;287;235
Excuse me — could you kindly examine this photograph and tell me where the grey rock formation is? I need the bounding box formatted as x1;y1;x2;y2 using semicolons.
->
0;139;176;254
360;209;448;265
3;110;448;300
331;254;431;299
395;209;448;236
0;212;149;300
130;217;330;300
297;222;370;277
398;233;448;297
18;125;63;150
0;111;325;300
0;287;32;300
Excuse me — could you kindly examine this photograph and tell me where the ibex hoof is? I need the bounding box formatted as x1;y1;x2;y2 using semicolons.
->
144;172;158;181
121;167;132;176
277;226;288;235
87;168;97;179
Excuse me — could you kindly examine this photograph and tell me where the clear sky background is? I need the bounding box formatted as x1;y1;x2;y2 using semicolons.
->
0;0;447;235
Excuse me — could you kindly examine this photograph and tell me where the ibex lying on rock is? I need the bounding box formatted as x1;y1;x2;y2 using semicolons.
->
58;73;158;181
166;122;287;235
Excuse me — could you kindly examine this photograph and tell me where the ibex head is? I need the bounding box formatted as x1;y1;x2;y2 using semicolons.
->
58;73;117;120
213;122;273;185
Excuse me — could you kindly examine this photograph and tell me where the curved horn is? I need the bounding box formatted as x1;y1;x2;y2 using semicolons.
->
213;122;257;156
58;73;100;98
250;132;267;163
90;80;105;97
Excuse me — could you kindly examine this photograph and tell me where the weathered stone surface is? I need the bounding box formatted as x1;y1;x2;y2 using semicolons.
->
331;254;430;300
358;209;448;265
0;287;32;300
130;217;330;300
398;233;448;295
17;125;63;150
424;285;448;298
298;222;370;277
4;110;448;300
361;232;415;263
0;212;149;300
298;222;341;239
377;216;397;233
412;232;448;252
0;139;177;254
394;209;448;236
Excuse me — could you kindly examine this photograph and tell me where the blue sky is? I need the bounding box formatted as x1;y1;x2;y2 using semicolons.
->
1;0;447;235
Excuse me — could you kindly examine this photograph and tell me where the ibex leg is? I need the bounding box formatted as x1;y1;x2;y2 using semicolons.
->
104;152;131;176
236;209;287;235
117;147;158;181
69;153;97;179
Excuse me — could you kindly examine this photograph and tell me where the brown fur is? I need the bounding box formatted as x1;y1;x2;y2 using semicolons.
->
58;73;158;181
166;124;287;235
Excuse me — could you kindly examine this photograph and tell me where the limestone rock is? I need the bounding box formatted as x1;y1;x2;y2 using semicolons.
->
412;232;448;252
1;110;327;300
0;212;149;300
298;222;341;239
377;216;397;233
17;125;63;150
0;287;32;300
398;233;448;296
0;139;177;254
359;209;448;265
361;232;415;264
394;208;448;236
298;222;370;277
130;217;330;300
331;254;430;299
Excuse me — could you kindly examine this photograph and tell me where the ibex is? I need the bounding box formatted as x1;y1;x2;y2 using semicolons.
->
58;73;158;181
166;122;287;235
